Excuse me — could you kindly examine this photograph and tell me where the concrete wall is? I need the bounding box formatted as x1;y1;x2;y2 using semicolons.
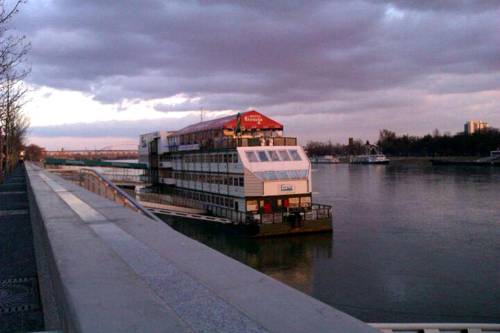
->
25;163;378;333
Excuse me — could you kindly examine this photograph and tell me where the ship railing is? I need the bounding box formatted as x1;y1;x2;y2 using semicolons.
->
136;191;332;225
246;203;332;225
205;205;248;224
170;137;298;152
99;173;151;184
137;192;249;224
369;323;500;333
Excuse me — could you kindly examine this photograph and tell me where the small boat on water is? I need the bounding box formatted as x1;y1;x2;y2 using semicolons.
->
351;143;390;164
311;155;340;164
351;154;390;164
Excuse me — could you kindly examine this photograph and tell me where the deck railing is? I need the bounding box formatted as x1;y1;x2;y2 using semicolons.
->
137;191;332;225
170;136;298;152
370;323;500;333
247;204;332;225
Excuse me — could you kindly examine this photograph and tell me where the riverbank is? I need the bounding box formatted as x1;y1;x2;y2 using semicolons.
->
388;156;480;166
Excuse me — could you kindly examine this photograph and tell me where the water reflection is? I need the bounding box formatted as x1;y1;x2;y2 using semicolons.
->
162;164;500;323
161;216;333;295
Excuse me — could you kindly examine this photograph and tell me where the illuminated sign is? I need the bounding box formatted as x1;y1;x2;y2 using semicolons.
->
244;115;263;124
280;184;295;192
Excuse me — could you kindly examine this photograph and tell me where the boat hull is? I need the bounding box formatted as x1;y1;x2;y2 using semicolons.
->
250;217;333;237
351;160;390;165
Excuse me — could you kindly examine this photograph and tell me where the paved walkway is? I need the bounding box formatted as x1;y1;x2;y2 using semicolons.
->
25;163;378;333
0;165;45;332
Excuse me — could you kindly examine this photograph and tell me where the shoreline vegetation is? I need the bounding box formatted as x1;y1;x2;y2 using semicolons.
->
305;128;500;159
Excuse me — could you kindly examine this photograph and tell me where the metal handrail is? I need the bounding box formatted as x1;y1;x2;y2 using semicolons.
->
79;168;163;223
369;322;500;333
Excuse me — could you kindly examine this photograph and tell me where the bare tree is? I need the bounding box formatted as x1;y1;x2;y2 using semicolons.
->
2;72;29;172
0;0;29;177
24;143;45;161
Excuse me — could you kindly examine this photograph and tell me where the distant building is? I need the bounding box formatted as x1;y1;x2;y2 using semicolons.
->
464;120;489;135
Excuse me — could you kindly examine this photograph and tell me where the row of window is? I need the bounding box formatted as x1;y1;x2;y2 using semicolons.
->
176;189;238;210
254;169;308;181
173;172;244;187
246;196;311;212
170;153;239;164
246;149;302;163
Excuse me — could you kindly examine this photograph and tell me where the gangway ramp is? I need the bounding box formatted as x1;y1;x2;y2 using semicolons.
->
140;201;233;224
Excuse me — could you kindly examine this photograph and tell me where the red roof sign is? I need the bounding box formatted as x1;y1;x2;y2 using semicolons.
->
224;110;283;131
175;110;283;135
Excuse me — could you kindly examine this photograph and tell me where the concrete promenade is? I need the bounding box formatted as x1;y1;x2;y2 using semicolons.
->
0;165;45;332
25;162;378;333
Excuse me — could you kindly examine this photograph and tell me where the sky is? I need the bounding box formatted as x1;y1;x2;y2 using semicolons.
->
8;0;500;150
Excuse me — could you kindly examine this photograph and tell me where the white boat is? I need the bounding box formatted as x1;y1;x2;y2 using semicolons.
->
351;154;390;164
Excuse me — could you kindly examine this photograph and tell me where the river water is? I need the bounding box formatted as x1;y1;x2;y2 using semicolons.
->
163;164;500;323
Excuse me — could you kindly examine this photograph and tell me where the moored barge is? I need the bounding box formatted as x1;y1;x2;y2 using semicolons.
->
139;110;332;236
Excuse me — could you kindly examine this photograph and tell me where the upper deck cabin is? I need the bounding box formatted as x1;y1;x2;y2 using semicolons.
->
167;110;297;151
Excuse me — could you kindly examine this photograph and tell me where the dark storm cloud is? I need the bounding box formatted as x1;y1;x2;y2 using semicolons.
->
29;116;199;138
13;0;500;142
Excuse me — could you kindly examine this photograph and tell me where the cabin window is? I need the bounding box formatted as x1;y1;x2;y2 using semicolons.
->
278;150;290;161
227;154;232;163
246;151;258;163
233;153;238;163
246;200;258;211
300;196;311;207
267;150;280;161
289;197;300;208
239;177;244;187
276;171;288;179
289;149;302;161
257;151;269;162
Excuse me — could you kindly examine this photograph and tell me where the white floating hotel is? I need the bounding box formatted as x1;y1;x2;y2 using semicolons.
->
140;110;332;236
